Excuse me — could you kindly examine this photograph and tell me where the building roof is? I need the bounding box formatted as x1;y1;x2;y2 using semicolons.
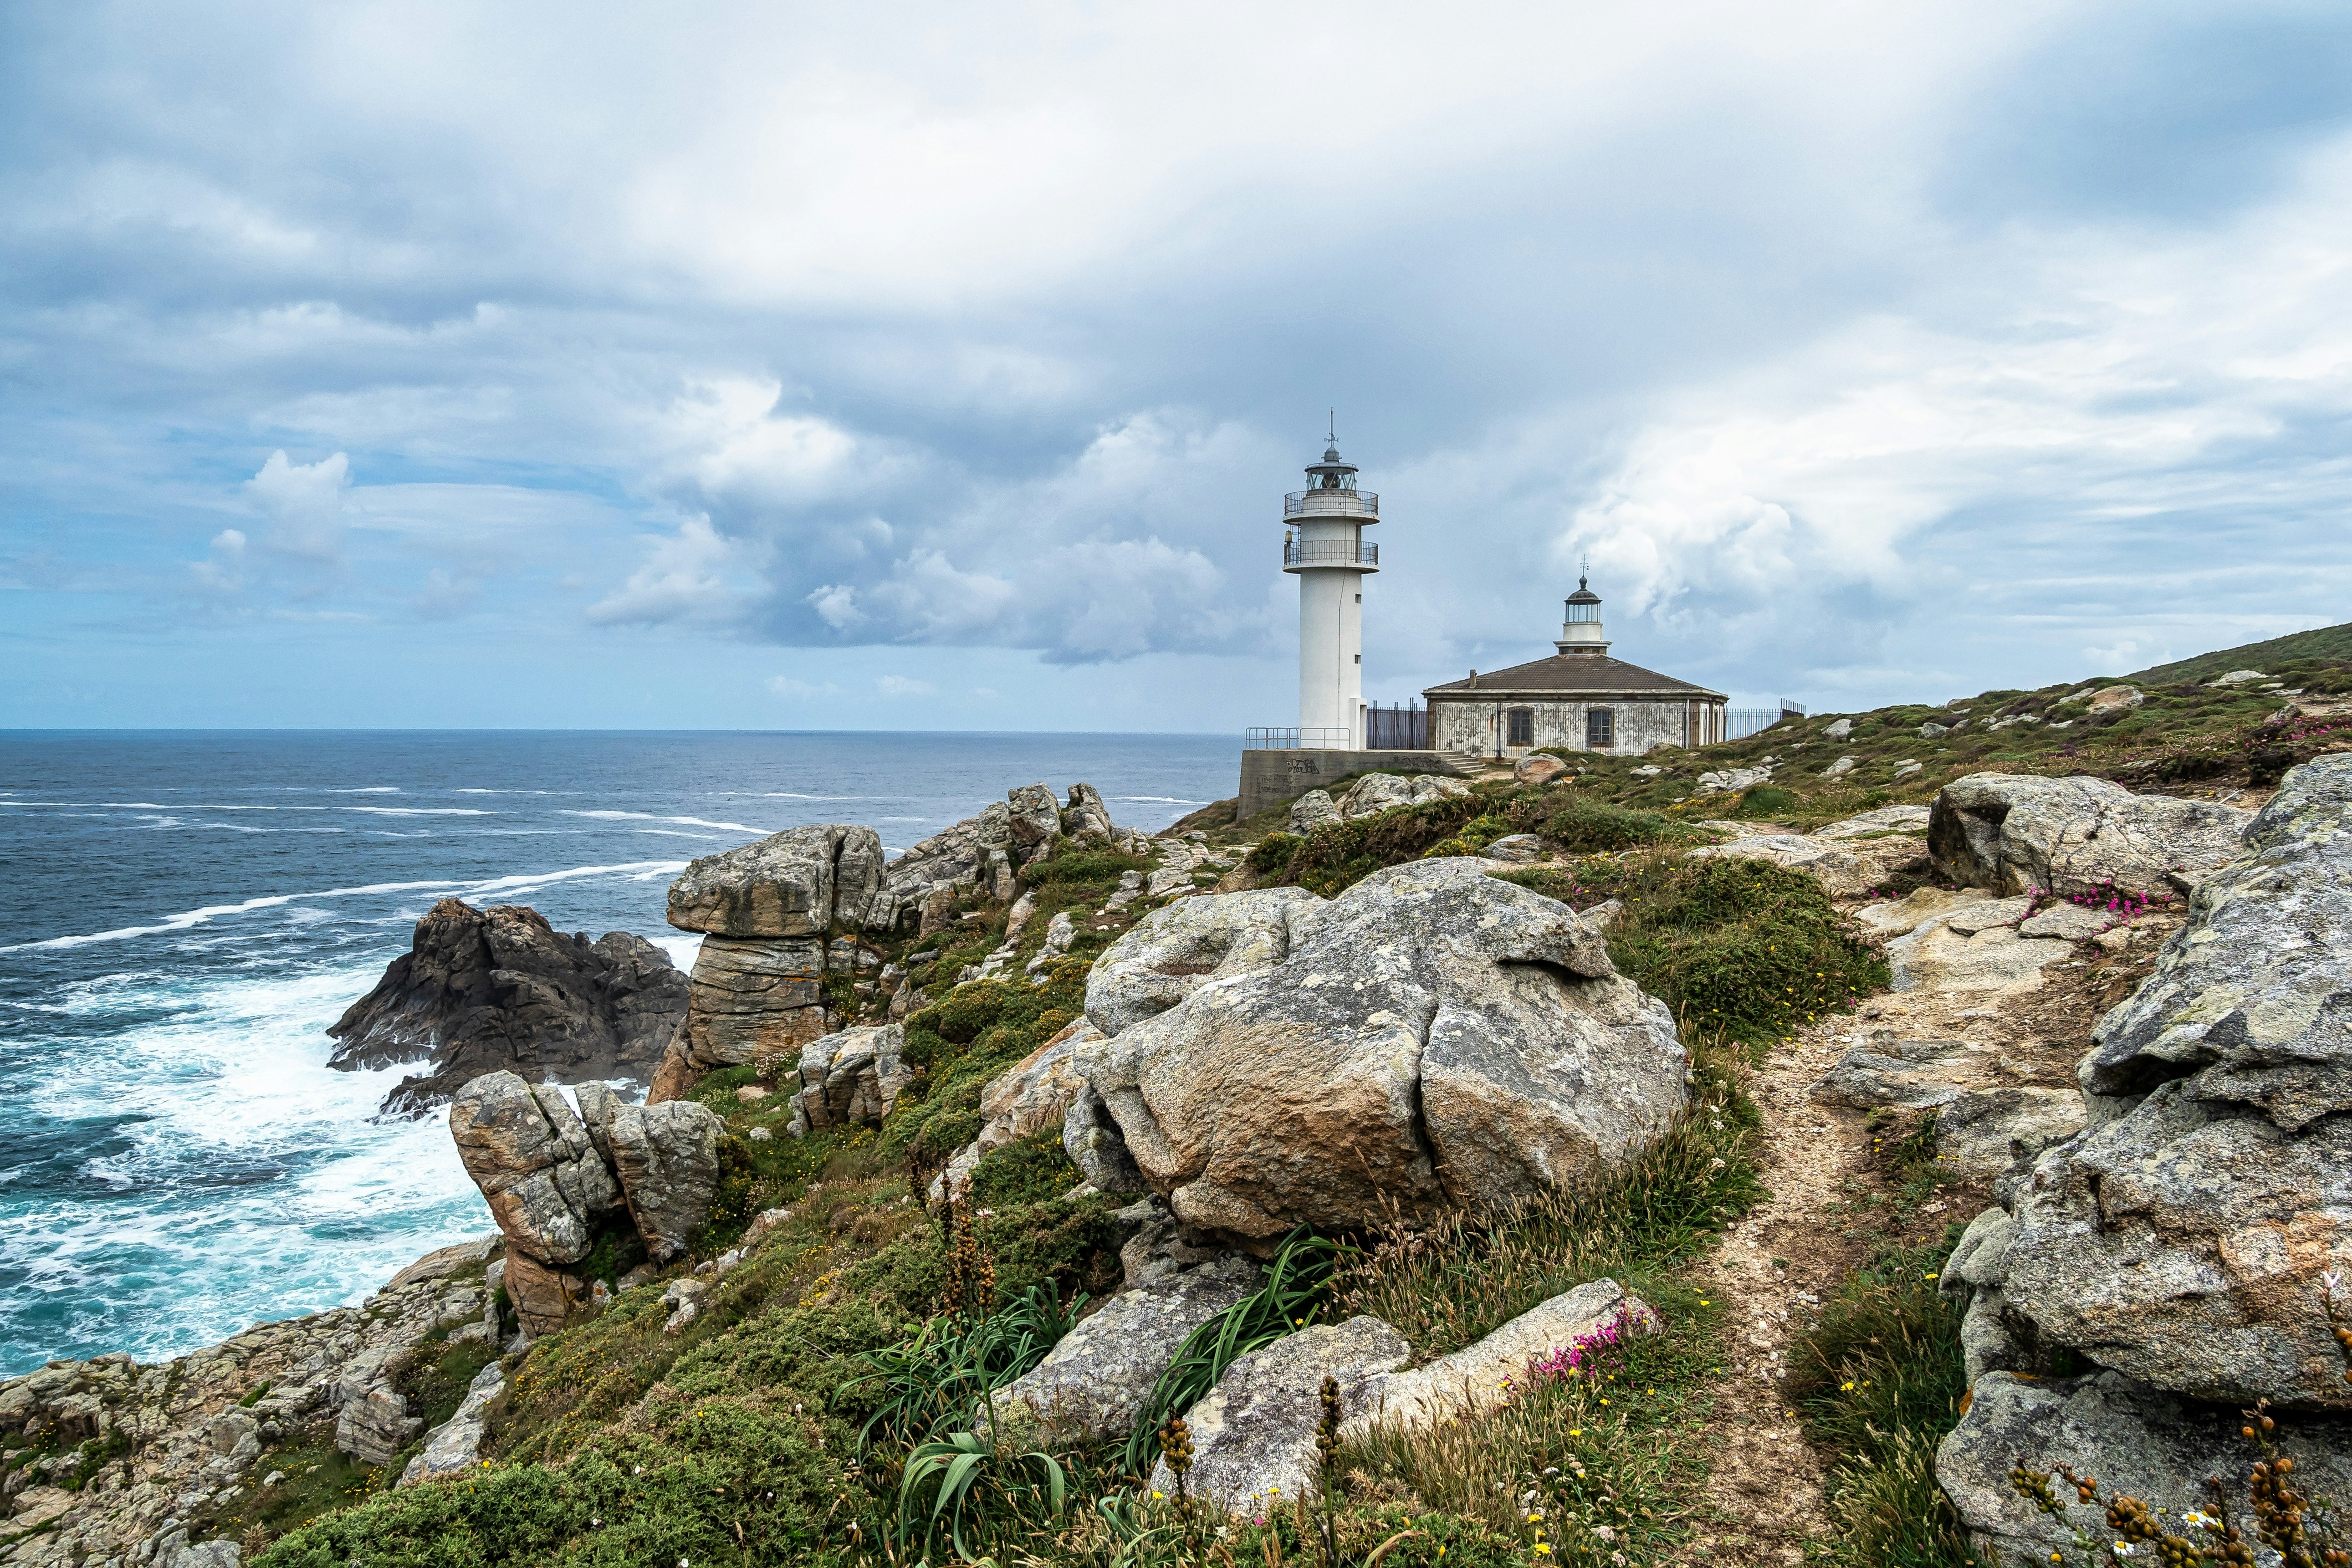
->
1423;653;1726;701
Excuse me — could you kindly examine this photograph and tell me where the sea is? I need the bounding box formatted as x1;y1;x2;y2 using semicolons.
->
0;730;1235;1380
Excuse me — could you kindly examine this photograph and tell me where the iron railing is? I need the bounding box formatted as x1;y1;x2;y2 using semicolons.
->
1780;699;1808;717
1284;490;1380;518
1245;726;1358;751
1725;709;1783;741
1283;540;1379;567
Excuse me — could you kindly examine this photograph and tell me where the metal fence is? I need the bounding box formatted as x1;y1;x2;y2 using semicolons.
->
1726;709;1782;740
1283;540;1379;567
1364;701;1428;750
1244;726;1357;750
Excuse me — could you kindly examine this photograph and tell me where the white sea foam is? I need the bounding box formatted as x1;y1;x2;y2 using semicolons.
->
0;959;488;1370
0;861;689;953
652;935;703;970
563;810;768;834
1114;796;1207;804
322;787;402;794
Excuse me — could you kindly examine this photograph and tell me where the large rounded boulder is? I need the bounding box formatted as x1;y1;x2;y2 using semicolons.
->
1073;859;1687;1245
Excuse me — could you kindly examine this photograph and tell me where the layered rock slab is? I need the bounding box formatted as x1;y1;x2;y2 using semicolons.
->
1076;860;1686;1244
446;1071;620;1266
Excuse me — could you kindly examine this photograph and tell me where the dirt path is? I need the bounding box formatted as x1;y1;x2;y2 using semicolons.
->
1683;904;2177;1564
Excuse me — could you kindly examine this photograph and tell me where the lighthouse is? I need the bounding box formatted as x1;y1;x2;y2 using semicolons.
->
1283;433;1379;747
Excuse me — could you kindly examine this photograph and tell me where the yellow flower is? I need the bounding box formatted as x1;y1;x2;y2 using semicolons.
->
1152;1491;1164;1500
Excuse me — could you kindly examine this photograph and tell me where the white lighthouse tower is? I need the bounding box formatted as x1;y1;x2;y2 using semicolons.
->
1284;430;1379;748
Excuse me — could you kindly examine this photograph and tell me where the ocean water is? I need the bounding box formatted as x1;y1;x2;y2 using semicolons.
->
0;730;1235;1379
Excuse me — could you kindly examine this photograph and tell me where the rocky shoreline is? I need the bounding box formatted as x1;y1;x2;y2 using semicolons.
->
11;727;2352;1566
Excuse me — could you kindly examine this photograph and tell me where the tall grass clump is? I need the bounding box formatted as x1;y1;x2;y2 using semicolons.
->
1785;1237;1975;1568
1340;1284;1727;1564
1121;1230;1344;1475
1334;1033;1760;1358
852;1278;1086;1448
1602;853;1887;1045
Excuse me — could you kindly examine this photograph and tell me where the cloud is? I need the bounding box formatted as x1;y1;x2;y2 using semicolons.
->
188;528;248;595
874;675;935;699
7;3;2352;724
244;451;352;564
588;516;758;626
766;674;841;699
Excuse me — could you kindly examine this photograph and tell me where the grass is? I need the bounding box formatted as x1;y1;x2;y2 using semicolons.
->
240;737;1998;1566
1333;1031;1761;1359
1339;1281;1729;1566
1785;1236;1977;1568
1589;852;1888;1046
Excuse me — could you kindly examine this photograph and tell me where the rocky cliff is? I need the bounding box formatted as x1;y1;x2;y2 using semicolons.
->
327;899;687;1118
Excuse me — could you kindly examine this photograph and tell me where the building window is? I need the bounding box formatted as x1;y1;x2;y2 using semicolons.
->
1506;708;1534;747
1587;708;1615;748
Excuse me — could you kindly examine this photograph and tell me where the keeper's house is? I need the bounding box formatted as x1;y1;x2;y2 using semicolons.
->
1421;577;1728;758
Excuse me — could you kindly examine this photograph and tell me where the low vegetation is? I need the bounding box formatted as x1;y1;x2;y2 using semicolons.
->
244;626;2352;1564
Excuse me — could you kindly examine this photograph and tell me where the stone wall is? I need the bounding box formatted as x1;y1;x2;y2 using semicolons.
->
1427;696;1707;758
1234;749;1473;824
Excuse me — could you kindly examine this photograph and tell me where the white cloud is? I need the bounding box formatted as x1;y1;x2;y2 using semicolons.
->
874;674;936;699
766;674;841;699
806;583;863;630
244;451;351;563
587;516;758;626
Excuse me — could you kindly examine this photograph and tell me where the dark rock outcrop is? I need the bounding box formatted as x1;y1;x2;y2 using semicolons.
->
328;899;687;1117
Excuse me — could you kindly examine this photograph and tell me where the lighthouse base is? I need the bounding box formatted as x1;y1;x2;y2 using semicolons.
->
1236;748;1476;827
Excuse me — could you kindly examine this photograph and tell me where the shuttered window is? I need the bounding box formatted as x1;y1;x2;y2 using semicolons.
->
1506;708;1534;746
1587;708;1615;747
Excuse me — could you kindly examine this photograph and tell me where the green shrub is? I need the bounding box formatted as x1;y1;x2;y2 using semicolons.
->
1246;831;1300;874
885;974;1086;1169
258;1396;861;1568
573;1210;645;1288
1542;794;1689;852
1603;854;1887;1044
1266;793;1490;894
1021;850;1151;887
966;1128;1085;1208
1735;784;1800;818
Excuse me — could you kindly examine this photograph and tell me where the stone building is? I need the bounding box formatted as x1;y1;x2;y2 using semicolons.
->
1421;577;1727;758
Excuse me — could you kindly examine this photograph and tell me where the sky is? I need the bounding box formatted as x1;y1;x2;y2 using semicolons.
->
3;1;2350;730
